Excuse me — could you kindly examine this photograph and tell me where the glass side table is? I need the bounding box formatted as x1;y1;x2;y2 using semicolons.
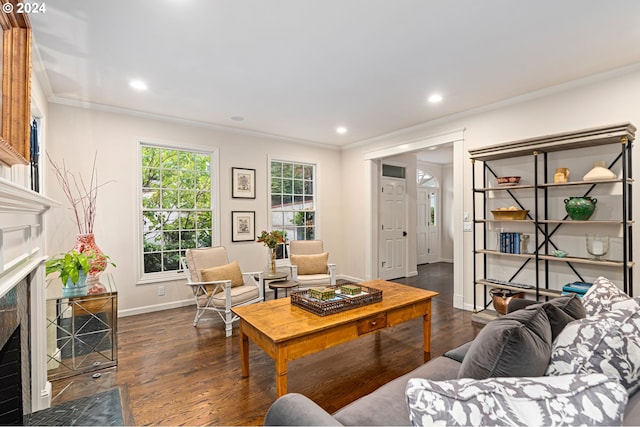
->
46;273;117;380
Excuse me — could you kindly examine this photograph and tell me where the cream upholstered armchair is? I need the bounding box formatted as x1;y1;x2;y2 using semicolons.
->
289;240;336;287
181;246;263;337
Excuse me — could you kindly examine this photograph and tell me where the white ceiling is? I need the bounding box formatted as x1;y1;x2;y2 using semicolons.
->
30;0;640;147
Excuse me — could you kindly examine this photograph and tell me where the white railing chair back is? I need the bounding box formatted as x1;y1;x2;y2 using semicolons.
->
181;246;263;337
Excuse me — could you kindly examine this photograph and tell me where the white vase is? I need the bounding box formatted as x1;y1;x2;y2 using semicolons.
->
583;161;616;181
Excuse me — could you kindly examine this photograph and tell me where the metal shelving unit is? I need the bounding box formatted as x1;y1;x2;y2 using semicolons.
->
470;123;635;313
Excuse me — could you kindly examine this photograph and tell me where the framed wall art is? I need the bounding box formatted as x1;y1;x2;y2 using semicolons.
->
231;211;255;242
232;167;256;199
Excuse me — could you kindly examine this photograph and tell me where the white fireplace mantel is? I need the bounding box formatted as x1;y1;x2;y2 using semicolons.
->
0;177;59;412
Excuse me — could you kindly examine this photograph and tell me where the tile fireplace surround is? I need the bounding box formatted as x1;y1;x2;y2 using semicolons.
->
0;177;57;420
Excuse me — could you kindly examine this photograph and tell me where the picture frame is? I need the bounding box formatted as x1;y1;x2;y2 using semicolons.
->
231;211;255;242
232;167;256;199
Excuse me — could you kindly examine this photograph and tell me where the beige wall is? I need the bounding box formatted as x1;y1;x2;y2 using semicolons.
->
43;104;343;314
342;64;640;309
42;63;640;315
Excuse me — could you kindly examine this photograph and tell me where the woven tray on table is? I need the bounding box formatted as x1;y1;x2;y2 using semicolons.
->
290;284;382;316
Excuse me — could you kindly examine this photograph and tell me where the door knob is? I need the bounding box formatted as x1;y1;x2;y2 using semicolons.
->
403;231;407;237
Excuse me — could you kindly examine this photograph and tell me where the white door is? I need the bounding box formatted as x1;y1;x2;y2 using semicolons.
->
418;188;441;264
417;188;429;264
379;178;407;279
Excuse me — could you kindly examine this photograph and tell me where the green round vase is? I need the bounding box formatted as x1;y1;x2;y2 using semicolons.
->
564;196;597;220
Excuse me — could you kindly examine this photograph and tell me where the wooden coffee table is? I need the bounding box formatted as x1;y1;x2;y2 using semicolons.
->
232;280;438;397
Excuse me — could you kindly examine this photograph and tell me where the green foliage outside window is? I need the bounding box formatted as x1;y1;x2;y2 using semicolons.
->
141;145;212;274
270;160;315;256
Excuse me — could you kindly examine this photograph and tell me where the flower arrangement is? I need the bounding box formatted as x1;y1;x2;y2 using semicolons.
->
256;230;285;248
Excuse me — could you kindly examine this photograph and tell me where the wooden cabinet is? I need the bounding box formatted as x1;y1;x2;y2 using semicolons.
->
469;123;635;313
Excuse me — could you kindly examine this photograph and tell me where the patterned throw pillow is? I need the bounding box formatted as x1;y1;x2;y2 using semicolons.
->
546;303;640;394
581;276;630;317
406;374;627;427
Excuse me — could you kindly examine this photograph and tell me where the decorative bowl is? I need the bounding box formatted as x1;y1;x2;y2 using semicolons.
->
497;176;521;186
490;288;524;315
491;209;529;220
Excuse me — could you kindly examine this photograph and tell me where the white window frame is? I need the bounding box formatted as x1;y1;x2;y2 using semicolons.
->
267;155;319;264
136;139;220;284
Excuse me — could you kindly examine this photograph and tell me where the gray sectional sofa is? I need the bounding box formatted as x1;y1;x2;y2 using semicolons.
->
264;277;640;426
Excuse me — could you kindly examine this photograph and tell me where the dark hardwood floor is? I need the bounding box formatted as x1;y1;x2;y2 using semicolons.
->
49;263;483;425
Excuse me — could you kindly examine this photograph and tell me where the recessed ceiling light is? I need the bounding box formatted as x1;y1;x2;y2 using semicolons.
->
336;126;348;134
428;94;443;104
231;116;244;122
129;80;148;91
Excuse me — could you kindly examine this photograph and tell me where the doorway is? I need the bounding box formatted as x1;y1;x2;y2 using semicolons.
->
364;128;465;309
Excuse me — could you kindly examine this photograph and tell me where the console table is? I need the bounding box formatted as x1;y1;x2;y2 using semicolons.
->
45;273;118;380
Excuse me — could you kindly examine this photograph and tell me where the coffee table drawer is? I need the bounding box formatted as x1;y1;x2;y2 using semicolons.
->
357;314;387;335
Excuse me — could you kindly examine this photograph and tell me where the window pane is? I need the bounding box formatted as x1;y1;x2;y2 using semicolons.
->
269;160;316;259
195;191;210;209
141;144;214;275
197;230;212;247
142;167;160;189
163;252;180;271
162;190;179;209
144;253;162;273
271;195;282;210
142;189;160;209
271;178;282;194
283;179;293;194
179;171;195;188
179;191;195;209
304;165;313;180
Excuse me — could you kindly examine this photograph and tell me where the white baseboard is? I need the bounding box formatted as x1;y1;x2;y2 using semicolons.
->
118;298;194;318
338;274;365;283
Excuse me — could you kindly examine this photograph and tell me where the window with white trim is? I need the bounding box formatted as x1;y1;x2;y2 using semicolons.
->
140;144;214;276
270;160;316;259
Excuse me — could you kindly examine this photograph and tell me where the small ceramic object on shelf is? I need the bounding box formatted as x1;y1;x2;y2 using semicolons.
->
564;196;597;220
553;249;568;258
496;176;520;186
554;167;570;183
583;160;616;181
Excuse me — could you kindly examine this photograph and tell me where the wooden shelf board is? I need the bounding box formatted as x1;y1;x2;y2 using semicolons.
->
537;219;629;225
476;280;562;298
476;250;634;267
468;122;635;161
474;184;535;192
476;219;535;224
538;254;634;267
475;250;534;258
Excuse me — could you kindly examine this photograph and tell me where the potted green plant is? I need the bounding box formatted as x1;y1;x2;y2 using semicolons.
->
46;250;94;297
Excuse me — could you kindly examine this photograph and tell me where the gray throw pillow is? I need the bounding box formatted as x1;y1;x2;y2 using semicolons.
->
523;294;586;340
458;304;552;379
